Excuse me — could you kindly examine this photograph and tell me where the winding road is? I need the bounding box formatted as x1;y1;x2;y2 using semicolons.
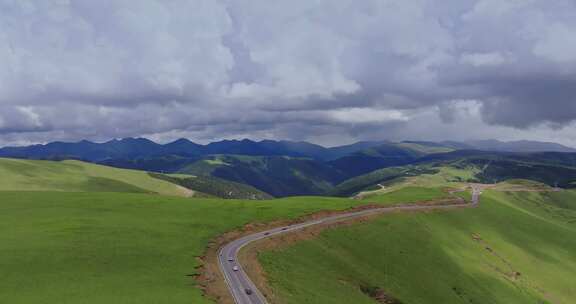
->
218;186;482;304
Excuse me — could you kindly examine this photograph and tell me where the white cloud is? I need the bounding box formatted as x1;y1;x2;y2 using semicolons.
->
16;107;43;128
328;108;411;124
0;0;234;105
0;0;576;146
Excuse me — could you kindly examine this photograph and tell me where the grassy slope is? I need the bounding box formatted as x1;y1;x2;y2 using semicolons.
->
0;158;186;196
454;156;576;188
151;172;273;199
179;155;345;197
330;167;420;197
0;192;364;304
259;190;576;304
0;186;450;304
337;165;477;198
362;186;450;204
395;142;455;154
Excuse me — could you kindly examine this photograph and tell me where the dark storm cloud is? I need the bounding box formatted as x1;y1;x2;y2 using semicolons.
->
440;64;576;128
1;0;576;146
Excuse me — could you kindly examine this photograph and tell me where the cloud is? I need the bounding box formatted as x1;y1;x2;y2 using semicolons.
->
0;0;576;147
460;52;509;67
327;108;411;124
533;23;576;62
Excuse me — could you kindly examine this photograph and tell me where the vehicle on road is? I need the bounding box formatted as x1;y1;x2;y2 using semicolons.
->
228;258;234;262
219;186;483;304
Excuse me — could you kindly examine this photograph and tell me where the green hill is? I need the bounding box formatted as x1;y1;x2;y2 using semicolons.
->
0;192;366;304
259;189;576;303
3;151;576;304
178;155;347;197
0;158;190;196
460;157;576;187
329;165;442;197
150;173;273;200
328;142;454;177
333;153;576;198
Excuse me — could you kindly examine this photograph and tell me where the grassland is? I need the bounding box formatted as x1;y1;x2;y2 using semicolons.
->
0;191;366;304
395;142;455;154
151;172;273;199
0;185;453;304
259;190;576;304
360;186;451;204
0;158;187;196
329;166;426;197
339;165;478;199
4;156;574;304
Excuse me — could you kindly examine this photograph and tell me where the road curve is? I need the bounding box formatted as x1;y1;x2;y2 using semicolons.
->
218;186;482;304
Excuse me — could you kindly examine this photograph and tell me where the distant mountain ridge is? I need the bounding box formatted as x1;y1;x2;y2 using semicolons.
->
462;139;576;153
0;138;385;162
2;137;575;197
403;140;576;153
2;138;574;162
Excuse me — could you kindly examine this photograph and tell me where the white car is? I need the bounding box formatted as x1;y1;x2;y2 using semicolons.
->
232;266;239;272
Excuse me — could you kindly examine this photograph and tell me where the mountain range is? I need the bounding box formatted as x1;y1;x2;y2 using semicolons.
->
0;138;376;162
1;138;574;161
1;138;575;197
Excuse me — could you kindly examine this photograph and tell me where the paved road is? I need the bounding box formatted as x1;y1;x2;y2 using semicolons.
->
219;186;482;304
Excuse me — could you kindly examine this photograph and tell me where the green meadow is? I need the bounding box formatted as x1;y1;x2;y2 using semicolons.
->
3;157;574;304
361;186;451;204
259;190;576;304
0;184;452;304
0;192;361;304
0;158;186;196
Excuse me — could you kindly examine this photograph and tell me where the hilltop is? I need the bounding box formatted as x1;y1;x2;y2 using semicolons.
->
0;158;270;200
0;158;187;196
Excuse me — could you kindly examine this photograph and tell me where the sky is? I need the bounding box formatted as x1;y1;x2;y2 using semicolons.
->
1;0;576;147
